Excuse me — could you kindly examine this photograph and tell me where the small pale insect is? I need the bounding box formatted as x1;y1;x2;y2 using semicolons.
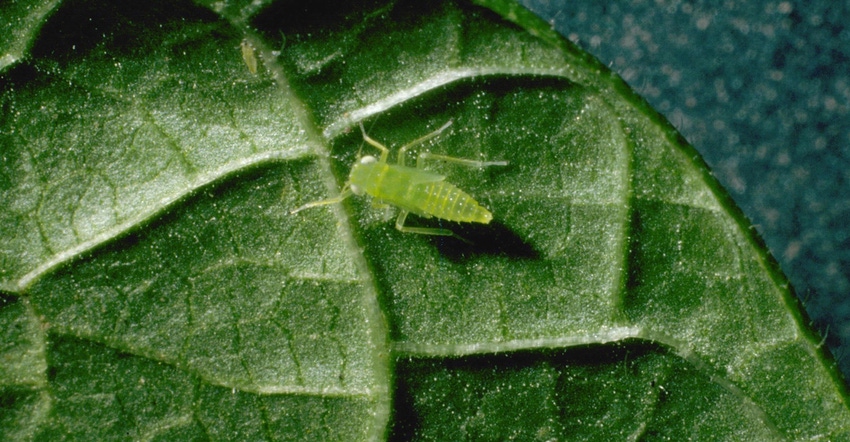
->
241;39;258;74
291;121;507;239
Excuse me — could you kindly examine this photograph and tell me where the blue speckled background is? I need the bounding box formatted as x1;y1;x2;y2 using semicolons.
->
519;0;850;381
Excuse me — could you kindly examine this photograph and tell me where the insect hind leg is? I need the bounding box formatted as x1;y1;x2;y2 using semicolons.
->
395;210;472;244
416;152;508;170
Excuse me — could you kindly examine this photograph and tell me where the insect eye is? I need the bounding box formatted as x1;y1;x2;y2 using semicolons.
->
360;155;377;164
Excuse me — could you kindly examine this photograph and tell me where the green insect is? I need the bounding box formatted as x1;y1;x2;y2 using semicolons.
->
291;121;507;238
240;39;258;75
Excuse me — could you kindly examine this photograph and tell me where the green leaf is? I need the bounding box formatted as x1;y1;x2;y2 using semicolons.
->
0;0;62;73
2;0;848;440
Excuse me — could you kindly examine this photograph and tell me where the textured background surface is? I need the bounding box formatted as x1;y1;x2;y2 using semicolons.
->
519;0;850;380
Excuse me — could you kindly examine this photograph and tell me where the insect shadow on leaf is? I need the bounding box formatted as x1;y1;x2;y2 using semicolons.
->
425;219;539;262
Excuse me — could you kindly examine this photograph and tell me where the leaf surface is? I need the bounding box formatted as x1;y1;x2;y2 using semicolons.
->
1;0;848;440
0;0;62;72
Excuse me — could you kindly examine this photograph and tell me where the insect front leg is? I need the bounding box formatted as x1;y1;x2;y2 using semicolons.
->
359;122;391;163
290;185;353;214
370;199;391;209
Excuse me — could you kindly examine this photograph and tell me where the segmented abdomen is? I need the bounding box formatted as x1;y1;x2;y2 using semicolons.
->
410;181;493;224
